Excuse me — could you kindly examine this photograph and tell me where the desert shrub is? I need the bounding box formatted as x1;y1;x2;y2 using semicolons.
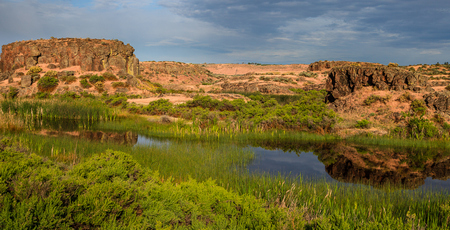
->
80;79;91;88
8;87;19;99
363;94;391;106
37;76;59;92
89;74;105;84
35;92;51;99
445;85;450;91
144;99;174;115
355;119;371;129
80;91;95;99
43;70;58;78
94;82;104;92
26;66;42;75
0;146;289;229
397;91;414;102
60;91;80;99
79;74;91;79
59;75;77;84
102;72;118;81
409;67;416;72
388;62;399;67
408;117;439;139
410;99;427;116
112;82;126;88
298;71;318;78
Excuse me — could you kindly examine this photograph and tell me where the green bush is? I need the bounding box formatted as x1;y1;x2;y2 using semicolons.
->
35;92;51;99
408;117;439;139
59;75;77;84
410;99;427;116
363;94;391;106
355;119;371;129
43;70;58;78
8;87;19;99
26;66;42;75
37;76;59;92
298;71;318;78
89;74;105;84
94;82;104;92
80;79;91;88
102;72;118;81
112;82;126;88
0;147;289;229
144;99;174;115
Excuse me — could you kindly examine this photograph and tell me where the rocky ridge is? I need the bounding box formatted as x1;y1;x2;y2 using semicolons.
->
0;38;139;76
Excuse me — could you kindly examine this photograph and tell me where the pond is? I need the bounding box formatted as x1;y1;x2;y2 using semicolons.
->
136;135;450;191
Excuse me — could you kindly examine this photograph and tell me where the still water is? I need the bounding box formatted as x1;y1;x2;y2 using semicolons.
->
137;135;450;191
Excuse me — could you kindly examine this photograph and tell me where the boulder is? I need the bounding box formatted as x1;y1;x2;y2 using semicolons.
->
126;74;140;87
21;75;33;87
424;91;450;113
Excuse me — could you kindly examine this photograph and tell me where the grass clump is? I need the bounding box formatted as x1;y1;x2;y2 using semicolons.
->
89;74;105;84
102;72;118;81
397;91;414;102
298;71;318;78
112;81;126;88
7;87;19;99
37;76;59;92
79;79;91;88
363;94;391;106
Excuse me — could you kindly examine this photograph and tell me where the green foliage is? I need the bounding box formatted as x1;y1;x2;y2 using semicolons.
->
79;79;91;88
298;71;318;78
43;70;58;78
144;99;174;115
60;91;80;99
37;76;59;92
410;99;427;116
388;62;399;67
112;81;126;88
0;145;287;229
363;94;391;106
26;66;42;75
94;82;104;92
35;91;51;99
59;75;77;84
8;87;19;99
408;117;439;139
355;119;371;129
89;74;105;84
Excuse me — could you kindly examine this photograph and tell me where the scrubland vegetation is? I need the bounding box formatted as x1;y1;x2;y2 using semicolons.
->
1;88;450;229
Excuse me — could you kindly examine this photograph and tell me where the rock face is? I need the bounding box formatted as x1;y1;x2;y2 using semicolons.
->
326;66;428;102
424;91;450;113
308;61;382;71
1;38;139;76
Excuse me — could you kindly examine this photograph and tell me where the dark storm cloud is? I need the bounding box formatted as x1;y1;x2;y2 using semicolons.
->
159;0;450;49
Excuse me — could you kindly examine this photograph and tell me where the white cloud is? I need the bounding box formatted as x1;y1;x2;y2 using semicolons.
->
420;50;442;55
92;0;153;9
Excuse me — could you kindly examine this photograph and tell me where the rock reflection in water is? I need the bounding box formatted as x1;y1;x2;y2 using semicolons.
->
38;130;138;145
251;140;450;190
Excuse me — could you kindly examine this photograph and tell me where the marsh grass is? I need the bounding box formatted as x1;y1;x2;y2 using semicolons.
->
7;132;450;229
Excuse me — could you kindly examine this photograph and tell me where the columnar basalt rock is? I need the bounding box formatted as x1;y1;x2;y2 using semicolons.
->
326;66;429;102
1;38;139;76
308;60;382;71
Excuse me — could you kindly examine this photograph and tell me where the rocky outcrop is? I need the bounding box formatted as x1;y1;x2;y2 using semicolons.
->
424;91;450;113
308;61;382;71
326;66;429;102
221;82;294;94
21;75;33;87
1;38;139;76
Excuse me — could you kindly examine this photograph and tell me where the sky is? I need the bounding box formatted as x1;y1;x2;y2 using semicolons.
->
0;0;449;65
